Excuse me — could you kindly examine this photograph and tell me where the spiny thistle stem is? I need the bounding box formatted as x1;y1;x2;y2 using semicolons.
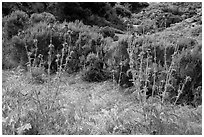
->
174;76;191;105
33;39;38;67
152;46;157;97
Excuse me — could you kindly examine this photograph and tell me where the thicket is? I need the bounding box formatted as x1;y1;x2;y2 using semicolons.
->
3;8;202;105
2;2;202;135
131;2;201;34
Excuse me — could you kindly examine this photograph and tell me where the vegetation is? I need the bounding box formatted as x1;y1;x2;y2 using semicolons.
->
2;2;202;135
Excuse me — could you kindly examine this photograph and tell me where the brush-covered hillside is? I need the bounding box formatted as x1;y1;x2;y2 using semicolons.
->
2;2;202;135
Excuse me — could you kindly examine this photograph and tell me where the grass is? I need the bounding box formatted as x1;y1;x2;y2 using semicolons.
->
2;68;202;135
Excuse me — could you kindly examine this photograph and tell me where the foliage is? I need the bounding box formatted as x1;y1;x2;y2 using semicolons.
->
30;12;56;25
2;2;202;135
81;53;110;82
114;4;132;18
2;69;202;135
119;2;149;13
3;10;29;39
100;26;115;38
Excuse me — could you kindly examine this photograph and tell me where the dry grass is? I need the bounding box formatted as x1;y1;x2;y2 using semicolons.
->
2;69;202;135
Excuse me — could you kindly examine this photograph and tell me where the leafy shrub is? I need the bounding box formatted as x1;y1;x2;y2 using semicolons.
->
155;13;182;29
172;45;202;105
81;53;109;82
100;26;115;38
135;19;156;35
10;21;65;72
104;37;133;87
114;4;132;18
30;12;56;25
113;35;119;41
2;40;20;69
177;37;197;51
3;10;29;39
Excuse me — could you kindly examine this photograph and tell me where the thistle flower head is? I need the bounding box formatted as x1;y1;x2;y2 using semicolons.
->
33;39;38;43
56;54;61;58
48;44;54;48
27;52;32;56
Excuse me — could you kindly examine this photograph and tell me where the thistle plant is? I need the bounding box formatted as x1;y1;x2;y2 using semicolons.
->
174;76;191;105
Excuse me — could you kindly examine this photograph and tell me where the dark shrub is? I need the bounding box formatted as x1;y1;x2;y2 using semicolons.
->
11;36;28;67
177;37;197;51
3;10;29;39
113;35;119;41
136;19;155;35
30;12;56;25
10;21;65;72
100;26;115;38
81;53;110;82
114;4;132;18
105;37;133;87
171;44;202;105
2;41;20;69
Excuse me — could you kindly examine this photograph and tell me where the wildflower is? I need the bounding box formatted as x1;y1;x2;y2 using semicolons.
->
48;44;54;48
38;54;43;58
67;29;73;34
56;54;61;58
186;76;192;82
62;42;68;48
27;52;32;56
33;39;38;44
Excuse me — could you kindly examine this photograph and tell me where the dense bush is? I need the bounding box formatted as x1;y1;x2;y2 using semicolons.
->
29;12;56;25
12;22;65;72
2;10;29;69
172;44;202;105
3;10;29;39
120;2;149;13
9;19;108;75
81;53;110;82
114;4;132;18
126;31;201;105
134;19;156;35
177;37;197;51
100;26;115;38
103;37;133;87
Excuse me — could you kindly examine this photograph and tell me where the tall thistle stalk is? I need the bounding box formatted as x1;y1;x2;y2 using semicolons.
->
152;14;158;97
127;34;140;94
49;23;71;111
47;23;54;86
140;10;147;103
162;15;168;103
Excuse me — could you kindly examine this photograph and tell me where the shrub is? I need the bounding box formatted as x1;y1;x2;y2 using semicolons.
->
155;13;182;29
10;21;64;72
135;19;156;35
29;12;56;25
11;36;28;66
100;26;115;38
114;4;132;18
7;18;107;73
81;53;109;82
172;45;202;105
113;35;119;41
104;37;133;87
177;37;197;51
3;10;29;40
2;41;20;69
